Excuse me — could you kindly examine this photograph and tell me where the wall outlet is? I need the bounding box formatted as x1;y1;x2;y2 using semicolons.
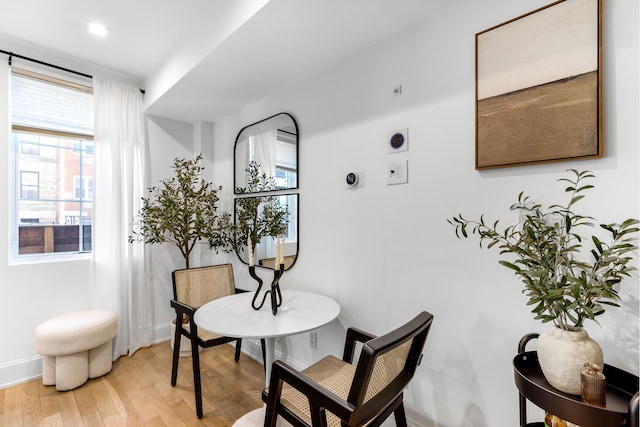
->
309;331;317;348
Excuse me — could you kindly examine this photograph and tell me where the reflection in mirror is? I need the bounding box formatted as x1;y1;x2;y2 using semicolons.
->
235;194;298;270
234;113;298;194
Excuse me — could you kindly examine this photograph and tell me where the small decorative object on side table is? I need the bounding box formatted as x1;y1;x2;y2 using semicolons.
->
581;363;606;408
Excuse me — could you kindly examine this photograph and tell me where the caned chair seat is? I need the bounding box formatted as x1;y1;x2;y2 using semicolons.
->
281;356;356;426
180;321;224;342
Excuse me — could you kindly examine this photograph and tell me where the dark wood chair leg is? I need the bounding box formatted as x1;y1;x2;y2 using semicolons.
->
232;337;267;373
190;327;204;419
234;338;242;361
393;401;408;427
170;319;182;386
264;373;284;427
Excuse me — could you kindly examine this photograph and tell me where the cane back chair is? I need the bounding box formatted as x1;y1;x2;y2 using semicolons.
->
170;264;265;418
261;311;434;427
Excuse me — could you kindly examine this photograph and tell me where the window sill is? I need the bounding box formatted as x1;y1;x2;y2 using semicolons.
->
9;252;92;266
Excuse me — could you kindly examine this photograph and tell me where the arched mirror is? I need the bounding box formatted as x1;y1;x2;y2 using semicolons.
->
234;112;298;194
235;194;298;270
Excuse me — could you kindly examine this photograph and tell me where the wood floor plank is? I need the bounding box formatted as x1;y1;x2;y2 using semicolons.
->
74;382;106;427
42;412;65;426
131;346;183;409
3;382;24;426
0;386;5;427
37;380;59;397
130;375;186;427
58;390;84;427
39;394;61;419
144;415;169;427
139;345;184;406
102;374;143;424
110;356;132;382
169;399;209;427
88;379;119;421
121;381;158;422
100;413;126;427
22;379;43;427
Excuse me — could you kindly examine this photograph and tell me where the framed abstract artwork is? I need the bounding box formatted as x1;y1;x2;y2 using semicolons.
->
475;0;602;169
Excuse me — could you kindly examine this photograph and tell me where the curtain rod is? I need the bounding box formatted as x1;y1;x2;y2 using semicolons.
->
1;49;145;94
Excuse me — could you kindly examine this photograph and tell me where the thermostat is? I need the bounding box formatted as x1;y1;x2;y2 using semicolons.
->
345;172;359;187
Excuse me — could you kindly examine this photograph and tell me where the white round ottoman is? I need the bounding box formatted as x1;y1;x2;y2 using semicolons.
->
34;309;118;391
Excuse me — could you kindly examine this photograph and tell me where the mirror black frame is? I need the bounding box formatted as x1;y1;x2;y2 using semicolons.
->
233;113;300;270
233;112;299;195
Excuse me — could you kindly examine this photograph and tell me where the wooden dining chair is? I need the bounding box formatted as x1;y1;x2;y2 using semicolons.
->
261;311;434;427
170;264;265;418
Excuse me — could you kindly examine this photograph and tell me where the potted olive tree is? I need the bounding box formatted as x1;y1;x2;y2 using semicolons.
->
448;169;638;394
129;154;235;355
129;154;234;269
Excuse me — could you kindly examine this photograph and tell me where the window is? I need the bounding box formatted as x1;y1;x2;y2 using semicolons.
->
20;139;40;155
274;130;298;240
10;68;94;258
74;175;94;199
274;129;297;189
20;171;39;199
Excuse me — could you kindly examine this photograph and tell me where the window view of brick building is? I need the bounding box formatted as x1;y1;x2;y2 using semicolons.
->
11;69;94;257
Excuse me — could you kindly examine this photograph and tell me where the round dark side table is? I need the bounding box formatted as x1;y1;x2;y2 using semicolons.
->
514;333;639;427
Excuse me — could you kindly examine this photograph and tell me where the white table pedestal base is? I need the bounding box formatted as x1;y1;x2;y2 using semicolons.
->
233;406;293;427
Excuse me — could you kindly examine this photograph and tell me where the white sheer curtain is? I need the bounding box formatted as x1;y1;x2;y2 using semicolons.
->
250;130;278;178
92;77;151;358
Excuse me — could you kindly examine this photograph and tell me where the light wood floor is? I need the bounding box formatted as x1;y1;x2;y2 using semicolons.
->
0;342;265;426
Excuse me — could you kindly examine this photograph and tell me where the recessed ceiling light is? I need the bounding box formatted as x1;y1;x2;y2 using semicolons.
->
87;22;108;37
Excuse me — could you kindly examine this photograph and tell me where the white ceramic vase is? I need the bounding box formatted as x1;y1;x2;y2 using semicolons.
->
537;326;604;395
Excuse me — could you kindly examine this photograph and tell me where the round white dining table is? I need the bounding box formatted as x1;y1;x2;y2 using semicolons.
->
193;290;340;386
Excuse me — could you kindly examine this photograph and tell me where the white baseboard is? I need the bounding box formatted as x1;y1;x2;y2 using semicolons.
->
0;354;42;389
236;337;307;373
153;321;171;344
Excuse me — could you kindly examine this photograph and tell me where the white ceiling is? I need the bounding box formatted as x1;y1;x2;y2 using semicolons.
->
0;0;445;123
0;0;214;80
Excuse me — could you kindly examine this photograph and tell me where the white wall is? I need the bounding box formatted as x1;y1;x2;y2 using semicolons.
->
143;115;196;335
142;116;231;337
209;0;639;426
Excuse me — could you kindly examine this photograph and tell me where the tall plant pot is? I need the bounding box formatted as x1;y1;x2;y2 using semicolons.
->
537;326;604;395
170;319;198;358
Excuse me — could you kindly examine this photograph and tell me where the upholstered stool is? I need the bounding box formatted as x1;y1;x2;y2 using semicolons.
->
34;309;118;391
